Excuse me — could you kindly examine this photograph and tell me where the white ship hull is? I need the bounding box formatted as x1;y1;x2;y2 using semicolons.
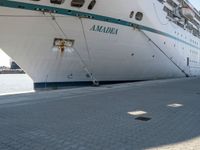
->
0;0;200;89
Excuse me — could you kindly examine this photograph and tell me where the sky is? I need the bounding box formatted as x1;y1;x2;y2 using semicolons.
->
190;0;200;10
0;0;200;67
0;49;10;67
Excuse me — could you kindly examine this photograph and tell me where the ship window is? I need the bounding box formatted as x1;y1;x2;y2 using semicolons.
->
50;0;65;4
135;12;143;21
129;11;134;18
71;0;85;8
88;0;96;10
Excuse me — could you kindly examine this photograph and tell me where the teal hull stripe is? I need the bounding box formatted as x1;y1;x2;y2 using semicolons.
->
0;0;199;50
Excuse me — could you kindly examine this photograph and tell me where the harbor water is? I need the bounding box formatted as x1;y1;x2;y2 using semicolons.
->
0;74;33;95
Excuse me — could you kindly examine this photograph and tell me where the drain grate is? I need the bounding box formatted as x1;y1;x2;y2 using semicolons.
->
135;116;151;121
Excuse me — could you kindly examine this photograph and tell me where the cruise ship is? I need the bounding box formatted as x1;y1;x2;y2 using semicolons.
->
0;0;200;89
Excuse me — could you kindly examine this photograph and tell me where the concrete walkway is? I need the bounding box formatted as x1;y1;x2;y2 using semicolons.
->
0;78;200;150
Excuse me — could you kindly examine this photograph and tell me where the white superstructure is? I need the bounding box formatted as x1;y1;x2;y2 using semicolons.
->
0;0;200;89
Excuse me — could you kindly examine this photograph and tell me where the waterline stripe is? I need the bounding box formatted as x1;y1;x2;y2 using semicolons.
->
0;0;199;50
34;80;143;89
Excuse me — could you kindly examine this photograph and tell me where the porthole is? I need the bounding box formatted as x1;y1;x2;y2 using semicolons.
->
50;0;65;4
129;11;134;18
71;0;85;8
88;0;96;10
135;12;143;21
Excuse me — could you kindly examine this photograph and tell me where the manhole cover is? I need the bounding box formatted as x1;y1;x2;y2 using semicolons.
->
135;116;151;121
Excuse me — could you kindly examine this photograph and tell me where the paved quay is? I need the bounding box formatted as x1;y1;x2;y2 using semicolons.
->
0;78;200;150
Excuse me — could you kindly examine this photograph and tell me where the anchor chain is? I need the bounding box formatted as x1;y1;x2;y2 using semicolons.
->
46;12;99;86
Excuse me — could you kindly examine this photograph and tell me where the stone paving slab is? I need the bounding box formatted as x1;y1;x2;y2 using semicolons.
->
0;77;200;150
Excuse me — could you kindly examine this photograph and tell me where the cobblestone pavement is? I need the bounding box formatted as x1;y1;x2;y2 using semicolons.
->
0;78;200;150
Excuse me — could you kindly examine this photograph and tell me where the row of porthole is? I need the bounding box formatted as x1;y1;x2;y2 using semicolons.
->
190;60;198;64
190;39;199;46
32;0;96;10
163;40;200;54
175;31;199;46
129;11;143;21
32;0;144;21
29;1;143;27
190;50;198;55
62;0;144;21
15;2;135;27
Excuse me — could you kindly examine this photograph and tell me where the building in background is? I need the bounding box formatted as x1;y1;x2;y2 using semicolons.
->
10;61;21;70
0;49;24;74
0;60;24;74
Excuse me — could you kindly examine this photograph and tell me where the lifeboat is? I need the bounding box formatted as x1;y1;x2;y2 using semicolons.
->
180;7;195;20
